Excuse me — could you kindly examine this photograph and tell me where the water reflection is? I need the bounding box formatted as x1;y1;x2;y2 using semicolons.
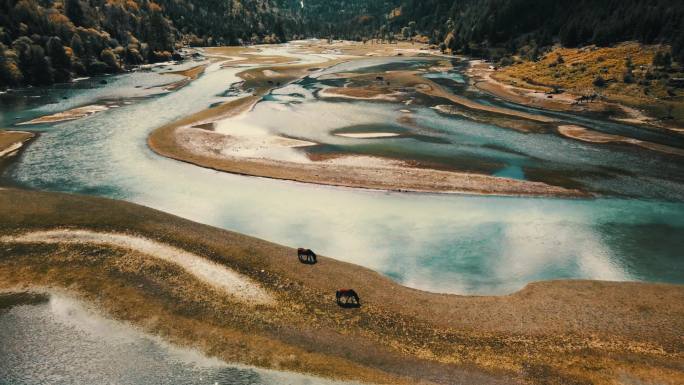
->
0;294;355;385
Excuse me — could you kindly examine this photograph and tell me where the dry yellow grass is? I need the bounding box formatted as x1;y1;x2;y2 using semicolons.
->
497;43;662;94
0;188;682;385
495;42;684;124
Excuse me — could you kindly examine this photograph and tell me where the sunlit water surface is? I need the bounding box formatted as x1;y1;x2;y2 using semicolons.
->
0;294;356;385
3;45;684;295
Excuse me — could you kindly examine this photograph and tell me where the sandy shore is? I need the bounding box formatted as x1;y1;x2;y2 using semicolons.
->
468;58;684;131
2;229;273;305
148;45;585;198
461;63;684;156
0;130;34;159
413;72;558;124
558;125;684;156
17;105;110;125
334;132;402;138
314;65;559;125
159;124;584;197
467;60;584;112
163;64;207;90
432;104;549;133
16;63;208;126
0;188;682;385
320;86;404;101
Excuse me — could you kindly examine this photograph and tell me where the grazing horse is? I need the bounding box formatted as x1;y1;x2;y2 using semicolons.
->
574;93;599;105
574;95;590;104
297;248;317;264
336;289;360;307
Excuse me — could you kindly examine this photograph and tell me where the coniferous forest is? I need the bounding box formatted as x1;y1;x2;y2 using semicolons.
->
1;0;683;88
301;0;683;61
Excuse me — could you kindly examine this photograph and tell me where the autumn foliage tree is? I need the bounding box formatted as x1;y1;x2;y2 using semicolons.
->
0;0;294;88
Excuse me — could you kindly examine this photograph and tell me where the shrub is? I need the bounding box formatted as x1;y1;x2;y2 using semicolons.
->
0;45;24;86
653;51;672;68
150;50;172;62
100;48;120;71
499;56;514;67
125;48;143;64
593;75;607;87
88;60;108;74
70;58;86;75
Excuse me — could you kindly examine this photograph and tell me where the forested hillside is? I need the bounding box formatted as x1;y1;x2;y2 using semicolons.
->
0;0;294;87
2;0;683;89
384;0;684;61
292;0;399;39
308;0;683;62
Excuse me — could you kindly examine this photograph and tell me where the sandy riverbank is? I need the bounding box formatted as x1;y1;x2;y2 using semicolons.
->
467;60;584;112
163;64;208;90
0;130;34;160
558;125;684;156
417;73;558;123
320;86;404;101
15;62;208;126
316;66;560;125
2;229;273;305
334;132;401;138
468;43;684;131
462;63;684;155
148;44;585;198
17;105;110;125
158;124;584;197
0;188;682;385
468;60;664;128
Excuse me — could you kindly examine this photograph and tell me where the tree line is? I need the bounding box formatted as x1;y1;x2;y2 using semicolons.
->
296;0;683;63
0;0;292;88
2;0;683;88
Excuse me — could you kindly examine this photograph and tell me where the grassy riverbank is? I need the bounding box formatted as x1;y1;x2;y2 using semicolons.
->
0;188;682;385
478;43;684;131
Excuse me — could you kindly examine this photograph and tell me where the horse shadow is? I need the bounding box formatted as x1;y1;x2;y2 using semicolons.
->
297;248;317;265
336;289;361;308
298;254;317;265
336;300;361;309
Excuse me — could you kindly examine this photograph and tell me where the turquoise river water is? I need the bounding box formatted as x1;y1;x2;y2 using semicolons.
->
2;44;683;296
2;41;683;385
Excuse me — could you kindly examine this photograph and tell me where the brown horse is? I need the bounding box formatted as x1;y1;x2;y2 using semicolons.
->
297;248;317;264
336;289;360;307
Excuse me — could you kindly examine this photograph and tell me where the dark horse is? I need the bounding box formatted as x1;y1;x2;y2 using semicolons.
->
297;248;317;264
336;289;360;308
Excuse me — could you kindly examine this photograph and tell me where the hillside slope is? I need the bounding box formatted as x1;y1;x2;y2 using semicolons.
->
299;0;683;62
2;0;683;88
0;0;294;87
